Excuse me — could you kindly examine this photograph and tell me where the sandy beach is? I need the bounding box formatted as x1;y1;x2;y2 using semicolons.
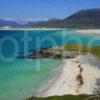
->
36;55;100;97
0;28;67;31
77;29;100;34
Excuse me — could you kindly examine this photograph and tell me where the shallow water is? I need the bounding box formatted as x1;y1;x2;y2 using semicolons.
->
0;58;62;100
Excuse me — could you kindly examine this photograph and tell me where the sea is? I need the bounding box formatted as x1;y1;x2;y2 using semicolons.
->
0;29;100;100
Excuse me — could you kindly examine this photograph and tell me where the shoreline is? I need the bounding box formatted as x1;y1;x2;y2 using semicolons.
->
77;29;100;34
1;28;100;35
0;28;67;31
34;61;65;97
34;55;100;97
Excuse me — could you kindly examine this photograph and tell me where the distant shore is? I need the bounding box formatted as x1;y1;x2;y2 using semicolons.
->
77;29;100;34
1;28;100;35
0;28;67;31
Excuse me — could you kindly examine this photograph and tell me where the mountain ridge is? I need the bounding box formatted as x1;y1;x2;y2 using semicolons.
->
32;8;100;29
0;19;20;27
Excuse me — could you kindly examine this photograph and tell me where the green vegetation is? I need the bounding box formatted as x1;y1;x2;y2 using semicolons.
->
27;95;90;100
32;9;100;29
63;44;100;58
27;44;100;100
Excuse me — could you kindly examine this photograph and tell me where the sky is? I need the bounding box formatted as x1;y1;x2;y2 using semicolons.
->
0;0;100;21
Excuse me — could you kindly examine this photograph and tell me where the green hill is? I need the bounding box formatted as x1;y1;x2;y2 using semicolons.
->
32;8;100;29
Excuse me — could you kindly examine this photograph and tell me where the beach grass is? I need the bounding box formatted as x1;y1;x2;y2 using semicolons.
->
63;44;100;58
27;95;90;100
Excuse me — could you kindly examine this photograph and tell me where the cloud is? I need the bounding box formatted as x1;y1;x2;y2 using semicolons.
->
26;18;49;22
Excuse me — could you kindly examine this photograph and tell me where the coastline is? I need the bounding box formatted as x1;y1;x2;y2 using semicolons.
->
35;55;100;97
34;61;65;97
77;29;100;34
0;28;67;31
1;28;100;35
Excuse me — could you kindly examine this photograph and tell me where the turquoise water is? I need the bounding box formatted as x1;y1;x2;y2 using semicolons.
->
0;58;61;100
0;29;100;100
0;29;100;58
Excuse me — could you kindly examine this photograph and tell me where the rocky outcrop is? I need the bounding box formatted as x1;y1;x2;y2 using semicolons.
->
18;47;80;59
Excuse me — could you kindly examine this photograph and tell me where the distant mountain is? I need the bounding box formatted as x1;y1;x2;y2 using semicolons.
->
0;19;20;27
25;20;45;27
25;18;60;27
49;18;61;21
32;8;100;29
64;8;100;28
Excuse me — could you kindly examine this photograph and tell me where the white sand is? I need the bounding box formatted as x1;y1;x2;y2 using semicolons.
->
77;29;100;34
79;64;100;94
38;56;100;97
0;28;67;31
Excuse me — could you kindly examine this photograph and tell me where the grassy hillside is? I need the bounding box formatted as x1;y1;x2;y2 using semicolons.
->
27;95;90;100
32;8;100;29
63;44;100;58
27;94;100;100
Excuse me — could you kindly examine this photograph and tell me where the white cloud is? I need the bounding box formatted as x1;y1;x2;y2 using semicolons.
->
26;18;49;22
